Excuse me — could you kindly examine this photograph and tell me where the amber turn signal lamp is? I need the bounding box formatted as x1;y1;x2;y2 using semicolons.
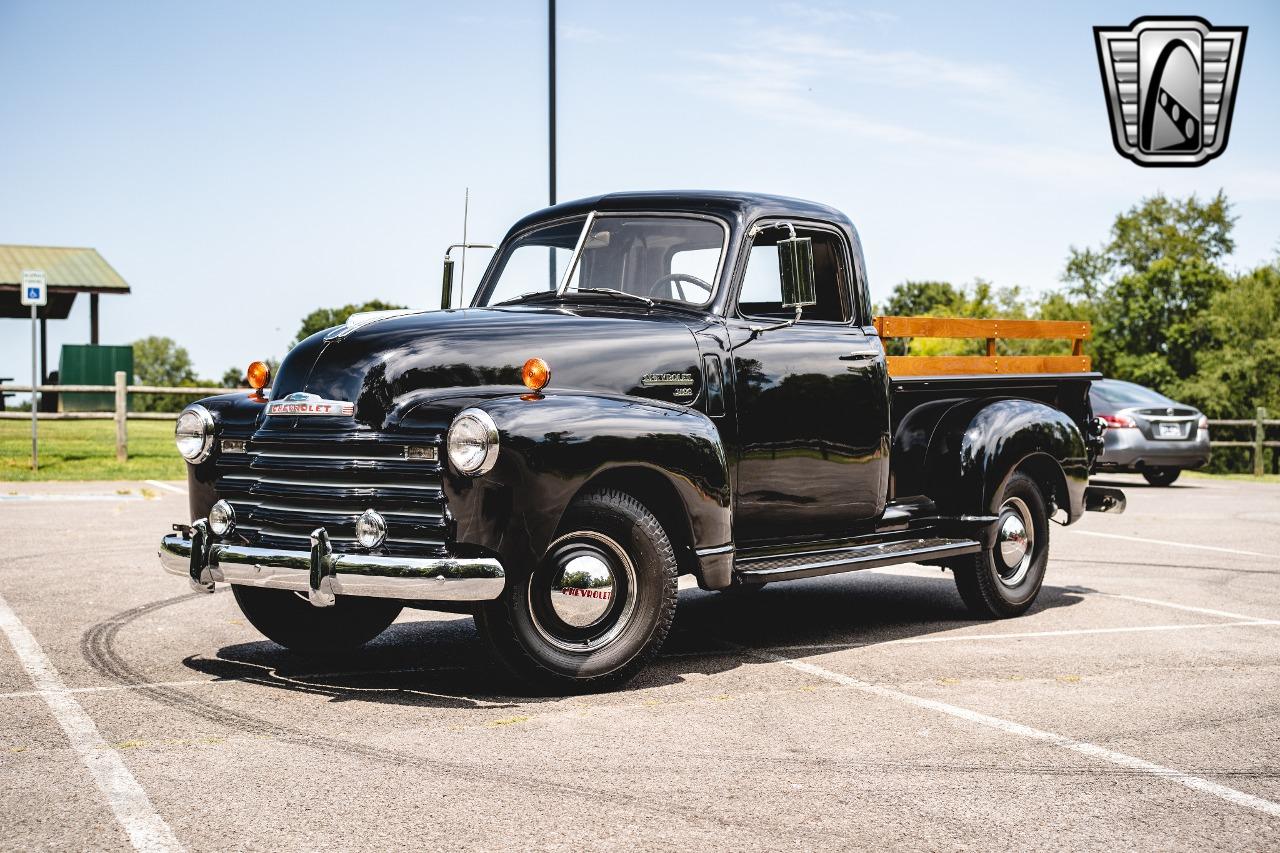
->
247;360;271;390
522;357;550;391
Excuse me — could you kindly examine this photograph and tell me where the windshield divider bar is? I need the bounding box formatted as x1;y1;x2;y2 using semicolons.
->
556;210;595;295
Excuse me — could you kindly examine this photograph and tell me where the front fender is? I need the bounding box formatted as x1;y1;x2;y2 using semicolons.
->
183;391;268;521
433;393;732;579
923;398;1089;521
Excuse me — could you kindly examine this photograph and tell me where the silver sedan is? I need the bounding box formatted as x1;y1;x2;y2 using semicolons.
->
1090;379;1211;486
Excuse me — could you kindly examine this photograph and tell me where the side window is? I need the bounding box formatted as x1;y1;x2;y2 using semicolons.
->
737;228;851;323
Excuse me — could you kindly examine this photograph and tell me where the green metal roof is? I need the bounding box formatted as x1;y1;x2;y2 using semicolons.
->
0;245;129;292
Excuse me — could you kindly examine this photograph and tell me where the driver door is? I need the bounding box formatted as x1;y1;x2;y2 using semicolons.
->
729;223;889;545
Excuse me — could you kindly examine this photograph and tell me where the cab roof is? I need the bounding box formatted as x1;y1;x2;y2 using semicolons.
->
506;190;854;235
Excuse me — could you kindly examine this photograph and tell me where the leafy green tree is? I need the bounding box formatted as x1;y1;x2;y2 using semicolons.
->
1174;262;1280;418
131;336;207;412
881;280;964;317
1055;191;1236;388
293;300;407;347
878;280;1030;355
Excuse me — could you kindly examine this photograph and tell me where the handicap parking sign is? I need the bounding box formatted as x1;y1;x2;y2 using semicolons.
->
20;270;47;307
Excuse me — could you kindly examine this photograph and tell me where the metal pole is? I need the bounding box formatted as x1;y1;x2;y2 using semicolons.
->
30;304;38;471
549;0;556;206
548;0;557;289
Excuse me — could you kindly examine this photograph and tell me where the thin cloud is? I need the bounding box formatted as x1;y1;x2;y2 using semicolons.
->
778;2;900;26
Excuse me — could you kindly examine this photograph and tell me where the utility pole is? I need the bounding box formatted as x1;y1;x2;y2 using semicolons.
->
549;0;556;208
548;0;557;289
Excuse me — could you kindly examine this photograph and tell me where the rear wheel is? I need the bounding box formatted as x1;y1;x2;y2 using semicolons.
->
474;489;678;693
230;585;402;654
1142;466;1180;486
950;472;1049;619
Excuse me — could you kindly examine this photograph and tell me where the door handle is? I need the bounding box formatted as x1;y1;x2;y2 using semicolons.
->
840;349;882;362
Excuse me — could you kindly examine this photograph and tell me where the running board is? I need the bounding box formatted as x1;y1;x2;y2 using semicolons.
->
734;537;982;584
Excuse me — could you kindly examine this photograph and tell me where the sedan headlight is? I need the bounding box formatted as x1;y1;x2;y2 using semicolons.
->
447;408;499;476
175;404;216;462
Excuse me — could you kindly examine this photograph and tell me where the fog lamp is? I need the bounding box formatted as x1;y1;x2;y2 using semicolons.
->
247;360;271;390
356;508;387;549
208;500;236;537
447;408;499;476
522;357;550;391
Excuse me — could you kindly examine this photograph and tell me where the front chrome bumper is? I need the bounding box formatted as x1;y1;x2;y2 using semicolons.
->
159;521;505;607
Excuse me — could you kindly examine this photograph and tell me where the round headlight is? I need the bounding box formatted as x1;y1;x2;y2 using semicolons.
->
208;500;235;537
447;408;499;476
355;508;387;549
175;405;215;462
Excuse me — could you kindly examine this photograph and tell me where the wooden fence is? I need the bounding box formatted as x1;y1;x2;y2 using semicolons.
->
1207;408;1279;477
1;371;228;463
3;374;1278;477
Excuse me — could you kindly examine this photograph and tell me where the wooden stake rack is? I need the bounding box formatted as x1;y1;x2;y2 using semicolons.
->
873;316;1092;376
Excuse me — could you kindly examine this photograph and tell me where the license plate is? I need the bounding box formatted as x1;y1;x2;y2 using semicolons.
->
1158;422;1182;438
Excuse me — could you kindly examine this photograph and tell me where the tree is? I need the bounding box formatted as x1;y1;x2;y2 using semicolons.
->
878;279;1030;355
293;300;408;347
131;336;201;412
1054;191;1236;390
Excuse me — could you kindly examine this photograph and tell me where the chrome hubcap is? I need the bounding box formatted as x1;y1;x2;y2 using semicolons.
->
530;531;637;653
549;552;615;628
995;496;1034;587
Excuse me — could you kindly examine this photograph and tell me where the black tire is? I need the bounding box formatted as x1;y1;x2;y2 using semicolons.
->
230;585;402;654
474;488;678;693
950;472;1049;619
1142;467;1181;486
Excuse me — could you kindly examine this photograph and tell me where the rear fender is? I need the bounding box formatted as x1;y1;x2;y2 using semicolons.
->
922;398;1089;522
423;393;732;581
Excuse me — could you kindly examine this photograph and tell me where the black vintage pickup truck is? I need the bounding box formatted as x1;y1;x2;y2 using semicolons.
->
160;191;1124;690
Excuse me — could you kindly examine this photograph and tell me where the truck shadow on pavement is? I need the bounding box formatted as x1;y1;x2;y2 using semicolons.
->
179;572;1085;708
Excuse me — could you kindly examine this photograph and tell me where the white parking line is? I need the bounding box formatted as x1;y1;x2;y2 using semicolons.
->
0;494;142;502
759;619;1280;653
0;591;182;852
144;480;186;495
1067;529;1274;559
749;648;1280;819
1069;588;1276;623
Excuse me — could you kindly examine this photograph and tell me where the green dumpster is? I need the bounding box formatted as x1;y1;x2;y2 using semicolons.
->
58;344;133;412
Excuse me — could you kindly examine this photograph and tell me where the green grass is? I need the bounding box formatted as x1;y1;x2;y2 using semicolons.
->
0;419;185;481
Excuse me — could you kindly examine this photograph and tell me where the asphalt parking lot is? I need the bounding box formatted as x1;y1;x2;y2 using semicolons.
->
1;474;1278;851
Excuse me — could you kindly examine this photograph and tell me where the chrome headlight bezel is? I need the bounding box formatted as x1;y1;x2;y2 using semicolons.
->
447;408;499;477
175;404;216;463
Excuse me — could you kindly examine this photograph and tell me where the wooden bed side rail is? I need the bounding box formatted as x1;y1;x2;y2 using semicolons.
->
872;315;1092;376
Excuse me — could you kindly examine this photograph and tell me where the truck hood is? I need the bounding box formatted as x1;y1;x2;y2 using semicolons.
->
271;305;708;428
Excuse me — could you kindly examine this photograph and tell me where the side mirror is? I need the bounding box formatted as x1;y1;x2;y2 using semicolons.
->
778;236;816;309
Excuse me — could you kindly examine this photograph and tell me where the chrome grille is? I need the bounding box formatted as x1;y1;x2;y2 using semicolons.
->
213;432;448;556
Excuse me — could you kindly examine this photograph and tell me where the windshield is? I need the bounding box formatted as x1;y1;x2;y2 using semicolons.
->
477;214;726;307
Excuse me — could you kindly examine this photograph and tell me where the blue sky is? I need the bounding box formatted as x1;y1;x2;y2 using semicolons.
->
2;0;1277;383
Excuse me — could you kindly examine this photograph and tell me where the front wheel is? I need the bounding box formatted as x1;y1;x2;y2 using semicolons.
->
474;489;678;693
1142;466;1181;486
950;472;1049;619
231;585;402;654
